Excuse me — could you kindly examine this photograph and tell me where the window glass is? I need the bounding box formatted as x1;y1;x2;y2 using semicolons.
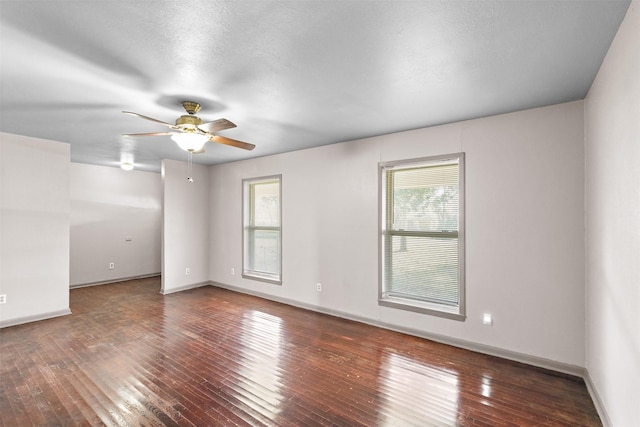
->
380;154;465;320
243;176;281;284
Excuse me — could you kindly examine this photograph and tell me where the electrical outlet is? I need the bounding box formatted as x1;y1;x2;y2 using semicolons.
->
231;268;235;275
185;267;191;275
109;262;115;270
0;294;6;304
317;283;322;292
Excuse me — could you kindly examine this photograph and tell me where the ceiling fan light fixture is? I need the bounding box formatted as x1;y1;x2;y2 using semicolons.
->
171;132;208;152
120;162;134;171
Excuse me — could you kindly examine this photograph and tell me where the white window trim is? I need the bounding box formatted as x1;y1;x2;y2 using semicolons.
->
378;153;466;321
242;175;282;285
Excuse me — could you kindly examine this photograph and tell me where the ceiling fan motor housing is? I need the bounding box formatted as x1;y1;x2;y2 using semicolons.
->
175;114;204;130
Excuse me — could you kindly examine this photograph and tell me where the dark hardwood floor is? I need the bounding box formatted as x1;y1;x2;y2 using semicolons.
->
1;277;601;426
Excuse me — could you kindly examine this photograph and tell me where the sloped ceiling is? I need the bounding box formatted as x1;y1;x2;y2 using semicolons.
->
0;0;631;172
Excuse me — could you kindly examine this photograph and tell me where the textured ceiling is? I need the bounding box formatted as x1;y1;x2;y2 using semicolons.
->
0;1;631;172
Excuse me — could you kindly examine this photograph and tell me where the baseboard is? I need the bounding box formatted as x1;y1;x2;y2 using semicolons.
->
161;280;210;295
0;308;72;329
70;273;161;289
583;369;612;427
402;329;585;378
210;281;584;378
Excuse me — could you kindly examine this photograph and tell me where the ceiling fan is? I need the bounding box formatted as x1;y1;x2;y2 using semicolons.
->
122;101;255;153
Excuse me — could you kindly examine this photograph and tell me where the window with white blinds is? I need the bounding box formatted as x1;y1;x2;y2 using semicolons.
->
243;176;282;284
379;154;465;320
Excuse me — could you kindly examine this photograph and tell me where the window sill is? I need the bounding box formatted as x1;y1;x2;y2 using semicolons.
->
379;296;466;321
242;272;282;285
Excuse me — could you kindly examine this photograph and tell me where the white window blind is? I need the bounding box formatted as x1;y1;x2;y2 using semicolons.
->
243;176;281;284
380;154;465;319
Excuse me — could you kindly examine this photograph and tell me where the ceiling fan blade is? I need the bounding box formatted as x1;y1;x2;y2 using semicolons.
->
122;132;176;137
122;111;177;129
208;135;256;151
197;118;236;134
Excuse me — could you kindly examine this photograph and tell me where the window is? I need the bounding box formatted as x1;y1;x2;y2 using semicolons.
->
243;175;282;284
379;153;465;320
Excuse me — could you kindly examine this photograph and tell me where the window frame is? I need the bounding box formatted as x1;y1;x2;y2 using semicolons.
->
378;153;466;321
242;175;282;285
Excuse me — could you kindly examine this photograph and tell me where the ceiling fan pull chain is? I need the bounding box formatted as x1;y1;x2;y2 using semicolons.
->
187;151;194;183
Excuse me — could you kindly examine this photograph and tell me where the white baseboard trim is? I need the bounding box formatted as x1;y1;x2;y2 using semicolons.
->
583;369;611;427
0;308;72;329
370;321;584;377
161;280;210;295
209;281;584;378
70;273;161;289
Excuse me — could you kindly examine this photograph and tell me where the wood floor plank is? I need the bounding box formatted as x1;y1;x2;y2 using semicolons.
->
0;277;602;426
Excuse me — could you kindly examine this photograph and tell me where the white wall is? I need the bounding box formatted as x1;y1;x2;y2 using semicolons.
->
209;101;586;368
584;1;640;426
0;133;70;327
162;159;210;294
69;163;161;286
